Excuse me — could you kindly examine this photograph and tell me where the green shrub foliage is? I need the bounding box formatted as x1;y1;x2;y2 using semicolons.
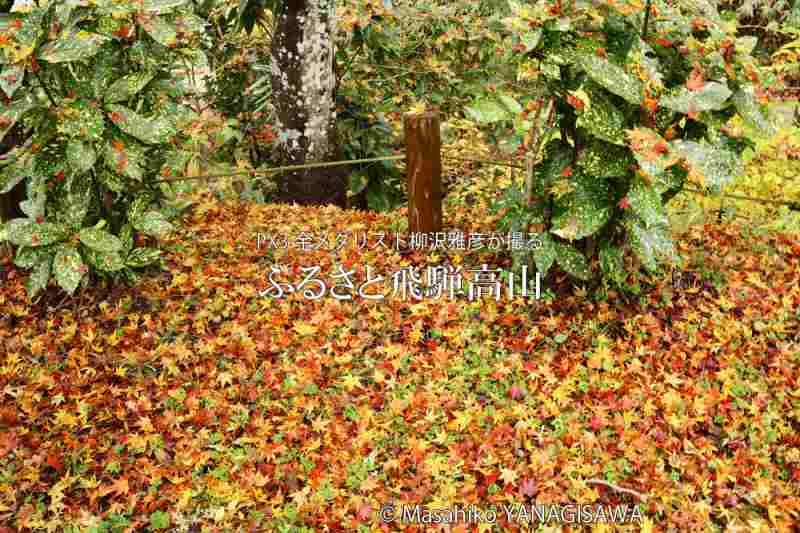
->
0;0;204;298
481;0;773;285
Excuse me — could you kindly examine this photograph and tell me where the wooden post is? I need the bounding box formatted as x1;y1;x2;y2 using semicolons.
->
404;112;442;234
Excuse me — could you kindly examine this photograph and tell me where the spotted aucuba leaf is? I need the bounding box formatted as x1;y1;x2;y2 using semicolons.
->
20;177;46;219
6;218;69;248
576;52;643;105
25;252;52;298
576;139;631;178
132;210;174;238
39;31;110;63
57;179;91;229
84;247;126;272
119;223;134;253
623;214;679;273
554;241;591;280
464;99;510;124
0;92;37;143
98;168;127;193
535;139;573;194
551;175;613;241
53;244;86;295
13;245;55;269
732;86;776;138
57;101;105;140
103;138;145;180
627;128;681;187
128;195;151;223
126;247;162;267
0;12;43;64
599;241;625;285
575;85;627;146
0;64;24;99
104;104;176;145
140;15;178;47
670;140;743;188
533;232;557;277
661;82;732;114
629;38;664;90
104;71;156;104
140;0;191;13
0;151;35;194
66;140;97;174
79;227;124;253
627;177;667;228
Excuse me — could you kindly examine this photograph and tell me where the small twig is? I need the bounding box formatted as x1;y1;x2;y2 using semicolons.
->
641;0;653;39
585;479;649;502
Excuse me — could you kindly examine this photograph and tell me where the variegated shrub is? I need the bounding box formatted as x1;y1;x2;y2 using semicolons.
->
0;0;206;298
477;0;777;286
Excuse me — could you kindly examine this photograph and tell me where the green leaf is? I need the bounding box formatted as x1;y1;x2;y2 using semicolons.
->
5;218;69;247
128;195;151;223
126;247;162;267
14;245;54;269
349;170;368;196
554;241;591;280
119;223;134;253
576;85;627;145
519;28;542;51
551;177;613;241
84;247;126;272
599;241;625;284
537;139;573;185
0;64;25;99
464;99;510;124
533;232;556;276
732;86;776;138
661;82;732;114
66;140;97;174
39;31;110;63
149;510;171;530
0;92;37;143
57;178;91;229
132;210;174;238
79;227;124;253
98;168;127;192
624;215;678;273
141;15;177;47
103;139;145;181
53;244;85;294
498;94;522;115
141;0;190;13
576;139;631;178
627;178;667;228
105;104;176;144
104;71;155;104
671;140;742;188
58;101;105;140
576;53;643;105
25;252;52;299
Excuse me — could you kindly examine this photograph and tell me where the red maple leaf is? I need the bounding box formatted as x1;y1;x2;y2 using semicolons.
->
561;166;573;177
566;95;584;111
653;141;669;155
686;67;705;91
618;197;631;210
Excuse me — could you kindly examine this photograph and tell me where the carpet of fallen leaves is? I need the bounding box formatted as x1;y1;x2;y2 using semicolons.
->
1;186;800;532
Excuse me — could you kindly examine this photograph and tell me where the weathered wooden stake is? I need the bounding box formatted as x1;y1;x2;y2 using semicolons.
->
404;112;442;234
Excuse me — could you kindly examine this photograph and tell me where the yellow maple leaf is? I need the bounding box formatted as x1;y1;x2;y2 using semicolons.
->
293;322;317;336
500;467;518;485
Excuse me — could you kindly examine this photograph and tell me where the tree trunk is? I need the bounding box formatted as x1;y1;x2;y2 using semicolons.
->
269;0;347;207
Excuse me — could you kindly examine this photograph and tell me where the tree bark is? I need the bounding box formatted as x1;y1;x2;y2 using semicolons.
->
269;0;347;207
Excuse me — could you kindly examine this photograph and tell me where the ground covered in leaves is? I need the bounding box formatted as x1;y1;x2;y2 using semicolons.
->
1;184;800;532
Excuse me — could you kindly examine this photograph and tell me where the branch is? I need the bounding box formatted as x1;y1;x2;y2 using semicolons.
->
585;479;649;502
